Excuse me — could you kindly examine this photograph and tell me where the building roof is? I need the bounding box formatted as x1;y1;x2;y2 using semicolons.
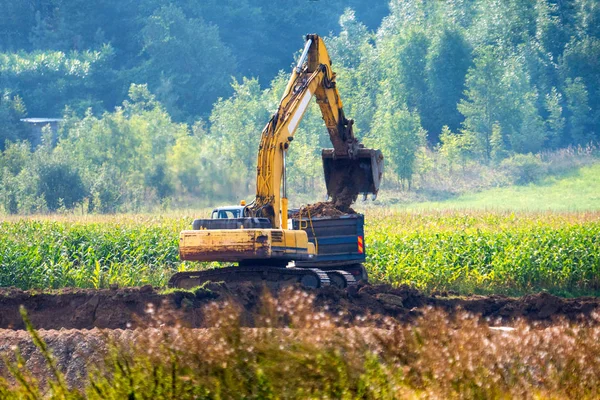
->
20;118;63;124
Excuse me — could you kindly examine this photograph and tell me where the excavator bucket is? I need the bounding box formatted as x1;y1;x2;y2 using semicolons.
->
322;148;384;206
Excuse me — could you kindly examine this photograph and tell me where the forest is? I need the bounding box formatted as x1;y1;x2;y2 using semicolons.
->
0;0;598;213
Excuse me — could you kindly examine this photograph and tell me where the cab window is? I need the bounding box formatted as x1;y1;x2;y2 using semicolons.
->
212;209;241;219
219;210;239;218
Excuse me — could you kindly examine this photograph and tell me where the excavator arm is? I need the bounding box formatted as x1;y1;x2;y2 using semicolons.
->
248;34;383;228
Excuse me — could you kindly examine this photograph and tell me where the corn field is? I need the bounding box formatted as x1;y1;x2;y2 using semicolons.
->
1;211;599;295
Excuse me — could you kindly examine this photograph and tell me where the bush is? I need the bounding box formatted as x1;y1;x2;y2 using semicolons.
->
499;153;548;185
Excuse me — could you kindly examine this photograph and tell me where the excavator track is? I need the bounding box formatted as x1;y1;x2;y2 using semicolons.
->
168;266;331;290
325;270;357;289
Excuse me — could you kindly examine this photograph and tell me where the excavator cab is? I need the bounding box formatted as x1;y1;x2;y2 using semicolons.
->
322;147;384;203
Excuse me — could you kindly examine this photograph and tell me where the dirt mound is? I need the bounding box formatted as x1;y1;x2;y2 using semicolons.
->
0;285;174;330
290;202;357;218
0;284;598;331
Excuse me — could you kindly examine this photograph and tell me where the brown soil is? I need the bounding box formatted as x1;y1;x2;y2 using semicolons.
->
0;284;598;331
290;202;356;218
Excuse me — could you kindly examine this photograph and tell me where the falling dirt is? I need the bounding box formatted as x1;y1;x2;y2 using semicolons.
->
328;170;359;211
290;202;357;219
0;284;598;331
323;156;362;211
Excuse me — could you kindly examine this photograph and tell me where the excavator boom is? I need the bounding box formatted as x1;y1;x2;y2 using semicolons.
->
249;34;383;226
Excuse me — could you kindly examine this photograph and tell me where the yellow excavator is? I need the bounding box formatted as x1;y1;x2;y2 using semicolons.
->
170;34;383;289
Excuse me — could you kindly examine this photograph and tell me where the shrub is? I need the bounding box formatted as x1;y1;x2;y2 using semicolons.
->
499;153;548;185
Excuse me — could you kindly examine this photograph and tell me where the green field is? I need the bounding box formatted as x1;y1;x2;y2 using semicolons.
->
1;211;598;296
399;163;600;211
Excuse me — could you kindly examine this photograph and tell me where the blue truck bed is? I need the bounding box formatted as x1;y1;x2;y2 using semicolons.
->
291;214;365;267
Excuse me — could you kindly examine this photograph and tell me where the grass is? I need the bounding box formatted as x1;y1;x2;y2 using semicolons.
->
2;289;600;399
394;163;600;211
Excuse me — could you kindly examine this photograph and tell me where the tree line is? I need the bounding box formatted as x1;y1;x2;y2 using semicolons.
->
0;0;599;213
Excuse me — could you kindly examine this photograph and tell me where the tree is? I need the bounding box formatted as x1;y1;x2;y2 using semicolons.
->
209;77;270;196
563;78;593;144
559;36;600;136
544;87;565;148
458;46;543;160
490;122;506;163
326;12;378;138
535;0;570;62
0;91;28;150
457;46;506;161
468;0;537;48
140;5;237;120
371;86;425;188
425;27;472;140
36;157;87;211
513;91;547;153
439;125;473;170
394;29;430;114
326;9;371;69
166;121;227;203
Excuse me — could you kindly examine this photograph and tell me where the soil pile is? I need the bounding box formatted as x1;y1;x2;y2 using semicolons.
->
290;202;357;218
0;284;598;331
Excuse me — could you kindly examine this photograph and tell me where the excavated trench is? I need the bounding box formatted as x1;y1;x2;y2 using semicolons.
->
1;284;598;331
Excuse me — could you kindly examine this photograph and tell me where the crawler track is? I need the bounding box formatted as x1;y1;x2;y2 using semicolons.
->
168;266;332;290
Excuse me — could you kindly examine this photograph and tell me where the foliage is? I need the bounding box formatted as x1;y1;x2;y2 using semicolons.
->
0;46;117;116
0;0;389;121
0;0;599;211
498;153;547;185
0;91;27;149
371;89;425;187
0;215;185;289
139;5;236;120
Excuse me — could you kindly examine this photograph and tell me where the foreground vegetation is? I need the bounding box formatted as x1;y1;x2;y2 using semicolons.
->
1;210;598;296
1;290;600;398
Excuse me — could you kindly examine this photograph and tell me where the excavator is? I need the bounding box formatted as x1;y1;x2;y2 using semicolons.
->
169;34;383;290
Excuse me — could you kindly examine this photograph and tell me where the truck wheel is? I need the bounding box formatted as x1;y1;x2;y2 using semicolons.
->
349;264;368;283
